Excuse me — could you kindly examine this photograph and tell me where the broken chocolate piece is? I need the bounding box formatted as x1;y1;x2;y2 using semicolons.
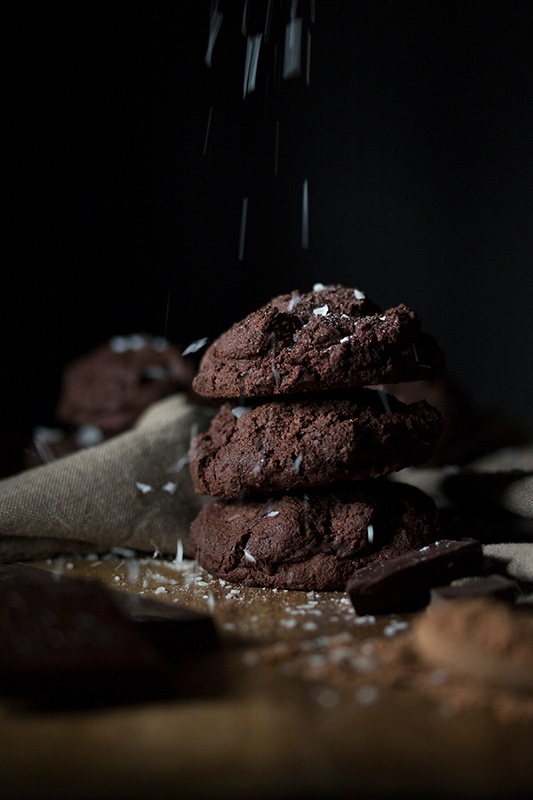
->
114;592;219;657
0;563;218;708
346;539;484;615
429;573;518;607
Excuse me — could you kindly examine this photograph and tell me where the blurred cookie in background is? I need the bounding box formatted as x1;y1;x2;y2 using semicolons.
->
23;333;198;470
381;376;530;466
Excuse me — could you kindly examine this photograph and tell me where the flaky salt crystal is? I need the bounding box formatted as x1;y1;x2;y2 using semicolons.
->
182;337;208;356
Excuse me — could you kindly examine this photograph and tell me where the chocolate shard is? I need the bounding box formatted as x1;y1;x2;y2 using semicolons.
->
0;563;218;708
346;539;484;615
429;573;518;607
113;592;219;657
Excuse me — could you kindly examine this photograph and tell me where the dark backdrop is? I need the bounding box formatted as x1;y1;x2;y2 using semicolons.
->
4;1;533;467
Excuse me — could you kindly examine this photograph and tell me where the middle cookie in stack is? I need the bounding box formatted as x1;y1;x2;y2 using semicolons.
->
188;284;446;591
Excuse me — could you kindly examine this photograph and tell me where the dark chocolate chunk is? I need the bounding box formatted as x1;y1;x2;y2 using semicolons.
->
346;538;484;615
114;592;219;657
429;573;518;607
0;563;217;707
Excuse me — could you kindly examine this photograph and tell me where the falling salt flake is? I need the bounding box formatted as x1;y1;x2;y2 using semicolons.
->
154;586;167;595
293;454;303;473
182;337;208;356
169;454;189;472
238;197;248;260
383;619;409;637
226;513;241;522
207;592;216;613
266;510;279;517
313;304;328;317
243;548;256;563
136;482;153;494
301;178;309;250
283;15;302;79
162;481;177;494
241;0;249;35
377;388;392;414
175;538;184;565
412;343;419;362
203;105;213;156
205;3;223;67
231;406;249;418
287;292;300;311
32;427;64;463
302;620;318;631
243;33;263;97
303;26;311;85
355;685;380;706
367;524;374;544
354;289;365;300
313;282;326;291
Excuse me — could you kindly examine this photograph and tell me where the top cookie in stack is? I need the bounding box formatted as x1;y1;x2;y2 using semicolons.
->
188;284;446;591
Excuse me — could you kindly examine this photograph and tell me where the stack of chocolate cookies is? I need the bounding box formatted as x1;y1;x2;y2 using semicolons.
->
188;284;446;591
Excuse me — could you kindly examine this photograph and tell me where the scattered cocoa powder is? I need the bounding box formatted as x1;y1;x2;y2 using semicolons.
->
244;600;533;724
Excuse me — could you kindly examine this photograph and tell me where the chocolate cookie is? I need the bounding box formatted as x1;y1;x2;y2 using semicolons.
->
192;284;446;399
56;333;196;434
189;480;440;591
189;390;444;498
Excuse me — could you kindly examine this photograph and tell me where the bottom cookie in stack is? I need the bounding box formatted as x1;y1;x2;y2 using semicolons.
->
189;480;440;591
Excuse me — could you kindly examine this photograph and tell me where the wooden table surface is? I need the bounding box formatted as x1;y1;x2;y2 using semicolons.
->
1;552;532;800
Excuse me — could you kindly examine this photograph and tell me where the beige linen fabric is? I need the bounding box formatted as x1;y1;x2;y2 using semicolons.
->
0;395;214;562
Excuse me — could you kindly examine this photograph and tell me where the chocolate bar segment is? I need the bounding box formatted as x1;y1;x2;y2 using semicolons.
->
346;539;484;615
429;573;517;607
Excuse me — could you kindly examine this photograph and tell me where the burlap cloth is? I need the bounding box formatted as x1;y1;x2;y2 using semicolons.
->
0;396;532;596
0;394;214;562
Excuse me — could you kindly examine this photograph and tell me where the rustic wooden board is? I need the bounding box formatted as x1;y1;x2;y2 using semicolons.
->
1;553;532;800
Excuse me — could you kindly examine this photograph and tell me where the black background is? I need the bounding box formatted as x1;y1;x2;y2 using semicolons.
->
4;1;533;469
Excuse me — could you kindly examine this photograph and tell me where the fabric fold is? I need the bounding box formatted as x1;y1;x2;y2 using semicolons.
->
0;395;214;563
